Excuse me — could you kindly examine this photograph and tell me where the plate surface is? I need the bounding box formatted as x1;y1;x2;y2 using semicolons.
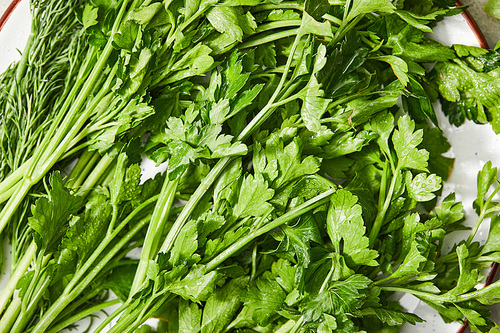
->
1;1;499;332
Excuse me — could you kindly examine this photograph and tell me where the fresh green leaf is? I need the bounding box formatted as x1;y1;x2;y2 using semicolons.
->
327;189;378;267
392;115;429;171
29;172;83;254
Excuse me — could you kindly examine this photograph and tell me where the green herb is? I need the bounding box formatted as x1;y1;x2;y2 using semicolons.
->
2;0;500;332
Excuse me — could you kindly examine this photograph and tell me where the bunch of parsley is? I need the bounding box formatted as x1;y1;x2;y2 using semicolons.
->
2;0;500;332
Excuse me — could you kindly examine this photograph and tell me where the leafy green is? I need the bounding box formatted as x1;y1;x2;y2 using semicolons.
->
28;172;83;254
4;0;500;332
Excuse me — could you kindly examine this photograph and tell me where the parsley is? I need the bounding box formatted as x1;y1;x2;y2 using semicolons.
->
2;0;500;332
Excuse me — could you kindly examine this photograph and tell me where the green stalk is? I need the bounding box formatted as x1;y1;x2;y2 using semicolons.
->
159;28;304;255
274;319;297;333
454;279;500;303
63;196;159;295
110;293;175;333
52;287;103;325
0;162;29;204
130;176;180;296
289;317;305;333
238;29;300;51
46;299;120;333
466;185;500;246
0;241;36;315
382;279;500;304
0;0;129;235
0;154;115;326
253;2;303;12
65;150;100;189
105;189;334;333
369;166;400;247
31;215;151;333
331;14;364;46
92;300;132;333
159;159;230;253
254;20;302;33
237;31;302;142
0;296;21;333
78;154;115;197
204;189;334;272
10;277;51;333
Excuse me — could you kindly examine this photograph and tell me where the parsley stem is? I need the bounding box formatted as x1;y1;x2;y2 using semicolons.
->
254;20;302;33
322;13;342;26
252;2;303;12
10;276;51;333
275;319;297;333
65;198;158;294
331;15;364;46
31;214;152;333
204;189;334;272
46;299;121;333
160;26;303;255
466;184;500;246
250;243;258;283
380;286;439;301
369;166;400;247
65;149;99;188
130;175;180;296
79;154;115;197
0;296;20;333
159;157;231;253
92;300;132;333
238;29;300;50
454;279;500;303
238;31;302;141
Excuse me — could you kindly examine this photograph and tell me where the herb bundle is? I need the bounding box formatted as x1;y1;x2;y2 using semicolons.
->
1;0;500;333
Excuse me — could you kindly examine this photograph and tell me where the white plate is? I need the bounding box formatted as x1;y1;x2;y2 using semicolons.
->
1;2;499;332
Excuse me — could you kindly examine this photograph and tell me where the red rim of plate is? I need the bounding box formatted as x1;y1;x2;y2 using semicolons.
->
0;0;497;332
0;0;22;32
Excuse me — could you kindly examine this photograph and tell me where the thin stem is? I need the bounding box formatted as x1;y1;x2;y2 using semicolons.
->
65;149;97;188
252;2;303;12
322;13;342;26
466;185;500;246
46;299;121;333
254;20;302;33
0;242;36;315
237;31;302;142
130;176;179;296
78;154;114;197
454;279;500;303
159;158;231;253
238;29;300;50
204;189;334;272
369;166;400;247
31;215;151;333
289;317;305;333
0;159;30;204
10;276;51;333
92;300;131;333
331;15;364;46
380;286;439;302
65;196;158;293
0;296;21;333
